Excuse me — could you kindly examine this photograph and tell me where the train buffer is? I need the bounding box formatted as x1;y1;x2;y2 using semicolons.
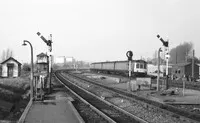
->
18;81;84;123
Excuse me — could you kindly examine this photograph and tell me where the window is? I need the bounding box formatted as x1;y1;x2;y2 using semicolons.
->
178;69;181;74
144;64;146;69
136;63;139;68
140;64;143;69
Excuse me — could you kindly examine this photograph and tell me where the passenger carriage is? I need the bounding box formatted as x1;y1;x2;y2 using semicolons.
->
90;60;147;77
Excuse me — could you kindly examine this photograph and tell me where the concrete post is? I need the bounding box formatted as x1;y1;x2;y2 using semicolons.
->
182;75;186;96
157;48;162;91
128;60;132;91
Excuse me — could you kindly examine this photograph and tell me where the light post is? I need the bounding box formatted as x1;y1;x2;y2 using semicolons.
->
22;40;34;99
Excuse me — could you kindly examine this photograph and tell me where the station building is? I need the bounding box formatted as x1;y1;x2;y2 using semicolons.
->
1;57;21;78
171;62;199;80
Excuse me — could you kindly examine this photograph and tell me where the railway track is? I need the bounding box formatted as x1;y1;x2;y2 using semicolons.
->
62;70;200;123
55;71;148;123
89;71;200;91
51;74;110;123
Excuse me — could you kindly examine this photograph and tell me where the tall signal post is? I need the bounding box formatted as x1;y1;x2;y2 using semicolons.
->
37;32;53;93
157;34;169;90
126;51;133;91
157;48;162;91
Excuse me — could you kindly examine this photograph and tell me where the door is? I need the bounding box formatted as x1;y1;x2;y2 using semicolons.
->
8;66;13;77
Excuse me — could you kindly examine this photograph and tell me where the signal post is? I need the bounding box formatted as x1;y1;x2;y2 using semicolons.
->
157;34;169;90
37;32;53;93
126;51;133;91
157;48;162;91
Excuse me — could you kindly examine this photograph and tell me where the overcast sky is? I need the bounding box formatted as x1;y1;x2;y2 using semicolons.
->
0;0;200;63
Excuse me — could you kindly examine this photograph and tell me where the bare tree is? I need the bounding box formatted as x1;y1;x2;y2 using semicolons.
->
1;50;6;62
169;42;193;64
6;49;13;59
1;48;14;62
147;49;165;65
151;50;158;65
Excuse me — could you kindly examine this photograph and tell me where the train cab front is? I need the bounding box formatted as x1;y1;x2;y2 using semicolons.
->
134;60;147;77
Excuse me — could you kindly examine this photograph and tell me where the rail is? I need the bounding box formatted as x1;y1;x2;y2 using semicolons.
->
55;71;148;123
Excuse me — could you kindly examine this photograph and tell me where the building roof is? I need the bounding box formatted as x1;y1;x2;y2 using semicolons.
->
1;57;22;65
91;59;147;64
37;52;48;57
172;62;191;67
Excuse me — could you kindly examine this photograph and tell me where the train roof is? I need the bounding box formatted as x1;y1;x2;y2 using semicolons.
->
91;60;147;64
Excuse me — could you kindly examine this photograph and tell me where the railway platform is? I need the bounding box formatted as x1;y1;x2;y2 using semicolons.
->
18;83;84;123
83;73;200;105
92;77;200;105
149;86;200;104
112;82;200;104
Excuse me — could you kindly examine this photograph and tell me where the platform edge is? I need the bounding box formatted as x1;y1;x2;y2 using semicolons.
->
17;98;33;123
67;101;85;123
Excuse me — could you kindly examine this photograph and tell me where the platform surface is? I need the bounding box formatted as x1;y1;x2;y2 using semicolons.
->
151;87;200;104
24;92;81;123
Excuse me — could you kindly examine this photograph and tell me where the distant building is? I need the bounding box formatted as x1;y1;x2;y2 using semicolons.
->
54;56;65;65
53;56;76;68
1;57;22;78
65;57;75;62
147;64;172;77
171;62;199;80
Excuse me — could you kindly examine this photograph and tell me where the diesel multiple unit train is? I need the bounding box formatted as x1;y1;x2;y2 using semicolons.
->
90;60;147;77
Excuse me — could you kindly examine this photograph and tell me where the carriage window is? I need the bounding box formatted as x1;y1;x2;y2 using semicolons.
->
136;63;139;68
144;64;146;69
140;64;143;69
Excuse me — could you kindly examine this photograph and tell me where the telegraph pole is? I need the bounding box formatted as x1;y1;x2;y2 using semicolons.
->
185;47;188;63
192;50;195;82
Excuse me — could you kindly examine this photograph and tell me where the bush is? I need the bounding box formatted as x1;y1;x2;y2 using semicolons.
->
22;63;31;72
0;78;30;102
